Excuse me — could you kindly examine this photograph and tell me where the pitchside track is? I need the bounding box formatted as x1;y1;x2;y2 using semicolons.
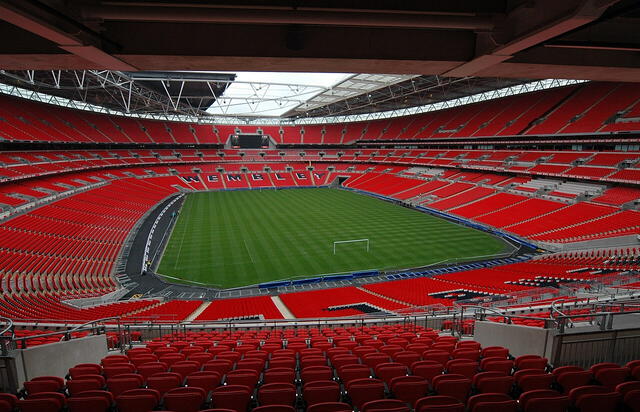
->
157;188;508;288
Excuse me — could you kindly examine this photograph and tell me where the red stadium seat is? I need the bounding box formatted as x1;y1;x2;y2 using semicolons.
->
163;387;207;412
116;389;161;412
67;396;110;412
432;374;472;402
519;389;570;412
307;402;353;412
345;378;385;410
225;369;260;388
106;374;144;397
411;360;444;381
24;376;64;394
185;371;222;392
303;380;340;406
390;375;429;406
212;385;252;411
258;383;296;407
66;375;105;395
253;406;295;412
146;372;182;396
301;366;333;383
624;389;640;412
415;395;465;412
361;399;410;412
337;364;370;384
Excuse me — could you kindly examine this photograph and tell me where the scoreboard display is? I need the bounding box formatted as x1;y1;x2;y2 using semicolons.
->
232;134;268;148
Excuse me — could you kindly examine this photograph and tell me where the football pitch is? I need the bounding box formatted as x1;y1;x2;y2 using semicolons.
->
157;188;509;288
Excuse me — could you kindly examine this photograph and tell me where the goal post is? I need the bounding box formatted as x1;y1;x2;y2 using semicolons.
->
333;238;369;254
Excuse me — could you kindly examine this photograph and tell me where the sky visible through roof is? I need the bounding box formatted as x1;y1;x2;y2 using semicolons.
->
205;72;352;117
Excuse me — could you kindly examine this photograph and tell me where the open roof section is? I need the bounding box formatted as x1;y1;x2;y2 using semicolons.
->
0;70;418;118
0;72;585;125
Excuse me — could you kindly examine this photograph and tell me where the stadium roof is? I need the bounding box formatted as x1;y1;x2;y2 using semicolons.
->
1;0;639;81
0;0;637;122
0;69;532;120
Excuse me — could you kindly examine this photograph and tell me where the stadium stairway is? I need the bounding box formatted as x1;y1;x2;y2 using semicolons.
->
356;286;414;307
529;209;622;237
271;296;295;319
184;301;212;322
437;189;498;212
465;195;530;220
502;204;572;229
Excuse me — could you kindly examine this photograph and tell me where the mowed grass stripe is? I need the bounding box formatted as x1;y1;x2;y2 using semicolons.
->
157;188;507;288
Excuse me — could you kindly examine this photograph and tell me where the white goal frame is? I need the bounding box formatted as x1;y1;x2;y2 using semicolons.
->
333;238;370;254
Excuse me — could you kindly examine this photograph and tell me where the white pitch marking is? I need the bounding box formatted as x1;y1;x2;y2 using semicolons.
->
243;238;256;264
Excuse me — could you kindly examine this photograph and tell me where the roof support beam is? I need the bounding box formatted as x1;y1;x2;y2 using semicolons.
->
443;0;620;78
0;1;137;71
81;5;495;31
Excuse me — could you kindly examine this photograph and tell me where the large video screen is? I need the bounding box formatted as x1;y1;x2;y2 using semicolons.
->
234;134;266;148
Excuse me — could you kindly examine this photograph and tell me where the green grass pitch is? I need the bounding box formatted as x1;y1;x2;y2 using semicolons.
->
157;188;508;288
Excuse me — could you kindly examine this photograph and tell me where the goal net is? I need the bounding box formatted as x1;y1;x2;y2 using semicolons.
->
333;238;370;254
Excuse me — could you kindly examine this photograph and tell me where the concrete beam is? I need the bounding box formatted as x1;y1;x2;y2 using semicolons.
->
0;1;137;70
443;0;621;77
81;5;496;31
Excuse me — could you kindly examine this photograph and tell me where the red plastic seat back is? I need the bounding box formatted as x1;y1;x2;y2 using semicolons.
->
185;371;222;392
106;376;143;398
411;360;444;381
415;395;465;412
557;371;593;393
338;364;370;384
66;376;105;396
595;367;630;390
203;359;233;376
575;392;622;412
361;399;410;412
171;360;201;378
624;389;640;412
307;402;353;412
515;355;547;371
301;366;333;383
433;377;472;402
473;399;517;412
17;398;62;412
212;385;252;411
519;373;554;392
258;382;297;406
374;362;408;385
116;389;160;412
263;367;295;384
467;393;511;411
345;378;385;410
519;390;569;412
146;372;182;396
303;380;341;406
477;375;515;394
24;377;64;394
225;369;260;388
67;396;110;412
390;375;429;406
163;387;207;412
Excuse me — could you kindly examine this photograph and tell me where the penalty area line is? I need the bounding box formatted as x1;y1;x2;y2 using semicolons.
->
243;238;256;264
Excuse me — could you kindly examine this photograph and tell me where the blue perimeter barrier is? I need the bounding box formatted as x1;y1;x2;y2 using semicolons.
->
259;270;379;289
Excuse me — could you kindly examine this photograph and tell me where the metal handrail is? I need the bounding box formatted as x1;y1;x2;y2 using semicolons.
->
0;316;15;356
7;316;124;350
551;298;575;328
56;316;122;342
0;316;14;337
461;304;561;329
